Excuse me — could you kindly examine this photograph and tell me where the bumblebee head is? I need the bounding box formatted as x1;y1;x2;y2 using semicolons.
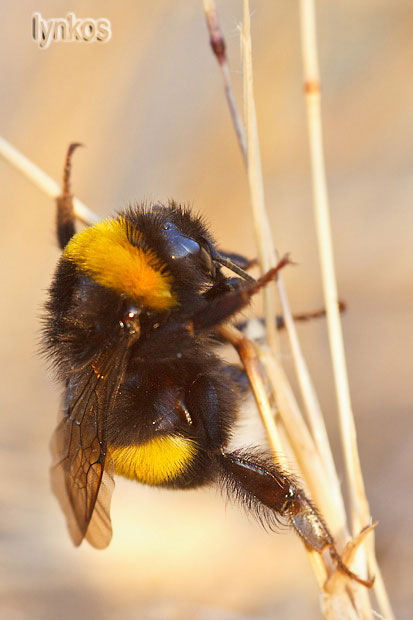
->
62;202;218;313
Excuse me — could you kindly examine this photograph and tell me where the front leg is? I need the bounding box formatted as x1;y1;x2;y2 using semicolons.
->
188;255;290;332
134;256;290;363
203;276;247;301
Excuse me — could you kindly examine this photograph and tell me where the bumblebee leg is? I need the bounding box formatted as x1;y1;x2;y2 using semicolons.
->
136;256;290;361
220;364;251;394
56;143;82;249
218;449;373;587
213;252;346;328
188;255;290;332
232;300;347;332
203;276;246;302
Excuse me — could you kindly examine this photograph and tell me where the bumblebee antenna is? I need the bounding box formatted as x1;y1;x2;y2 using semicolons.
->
213;253;256;283
201;237;256;283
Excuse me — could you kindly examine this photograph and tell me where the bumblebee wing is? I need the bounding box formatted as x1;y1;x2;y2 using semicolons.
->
50;345;129;549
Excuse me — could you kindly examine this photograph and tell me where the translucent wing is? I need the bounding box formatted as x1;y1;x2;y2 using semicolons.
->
50;344;130;548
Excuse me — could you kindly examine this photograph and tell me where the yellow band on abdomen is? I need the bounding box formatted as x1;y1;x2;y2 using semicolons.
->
110;435;197;485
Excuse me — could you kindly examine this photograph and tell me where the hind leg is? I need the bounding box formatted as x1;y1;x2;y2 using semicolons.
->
216;448;373;588
56;143;82;249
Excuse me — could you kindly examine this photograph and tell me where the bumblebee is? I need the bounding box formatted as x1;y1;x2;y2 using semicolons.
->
43;145;371;587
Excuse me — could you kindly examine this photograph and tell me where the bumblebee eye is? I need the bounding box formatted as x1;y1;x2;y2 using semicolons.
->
198;237;218;277
199;246;214;275
162;221;200;260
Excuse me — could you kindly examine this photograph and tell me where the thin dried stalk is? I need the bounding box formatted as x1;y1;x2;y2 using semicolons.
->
239;3;280;354
299;0;368;541
203;1;343;495
203;0;279;351
220;325;287;466
204;2;386;618
203;5;344;498
242;2;377;615
299;2;393;618
203;0;345;513
258;347;347;539
203;0;247;164
221;326;377;620
240;2;347;503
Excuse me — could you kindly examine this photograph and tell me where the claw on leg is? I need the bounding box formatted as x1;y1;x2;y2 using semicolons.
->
282;485;375;589
326;523;377;590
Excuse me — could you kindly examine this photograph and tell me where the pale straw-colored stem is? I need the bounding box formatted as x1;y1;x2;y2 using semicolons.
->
222;328;378;616
0;136;99;225
240;2;279;353
221;325;336;590
203;0;365;597
203;0;279;351
259;347;347;540
299;1;393;618
204;3;347;491
204;0;345;507
240;0;345;514
203;0;247;165
219;325;287;466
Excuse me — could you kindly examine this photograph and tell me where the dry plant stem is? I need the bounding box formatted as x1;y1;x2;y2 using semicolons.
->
240;0;344;512
365;555;395;620
299;0;368;540
0;136;99;226
204;0;338;484
203;0;247;165
206;0;360;582
327;524;377;593
308;549;328;589
219;324;286;465
322;590;372;620
221;325;376;611
240;1;279;353
204;0;344;505
299;3;393;618
258;347;348;540
220;324;331;585
203;0;278;350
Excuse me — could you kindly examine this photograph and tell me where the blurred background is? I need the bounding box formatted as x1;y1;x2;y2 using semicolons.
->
0;1;412;618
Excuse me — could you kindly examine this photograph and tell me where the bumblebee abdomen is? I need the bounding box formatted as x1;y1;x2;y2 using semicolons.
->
109;435;198;486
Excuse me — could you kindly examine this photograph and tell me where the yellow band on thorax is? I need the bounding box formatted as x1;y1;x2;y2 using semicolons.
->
63;218;177;310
